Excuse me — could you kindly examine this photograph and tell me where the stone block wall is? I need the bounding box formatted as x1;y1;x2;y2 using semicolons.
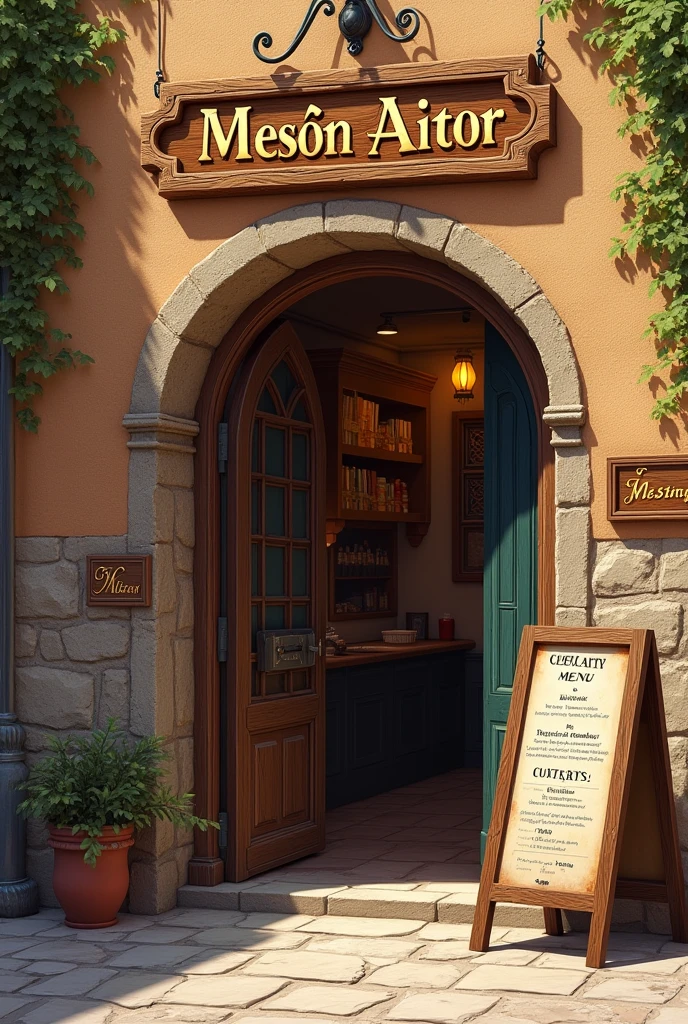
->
14;532;194;915
592;538;688;932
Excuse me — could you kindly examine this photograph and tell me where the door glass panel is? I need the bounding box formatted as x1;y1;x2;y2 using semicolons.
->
292;670;309;692
265;547;285;596
251;481;261;535
251;605;259;652
291;398;309;423
265;672;287;695
292;490;308;539
249;345;315;704
252;420;261;472
258;386;277;415
265;485;285;536
272;361;297;409
292;433;309;481
251;544;260;596
292;548;308;597
292;604;308;627
266;427;286;477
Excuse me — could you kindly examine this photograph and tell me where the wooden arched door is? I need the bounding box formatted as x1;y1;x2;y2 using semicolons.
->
223;321;327;880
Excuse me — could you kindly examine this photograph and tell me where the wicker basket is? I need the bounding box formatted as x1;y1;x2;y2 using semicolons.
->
381;629;417;644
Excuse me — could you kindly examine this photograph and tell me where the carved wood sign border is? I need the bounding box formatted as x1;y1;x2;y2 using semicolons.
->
141;55;555;199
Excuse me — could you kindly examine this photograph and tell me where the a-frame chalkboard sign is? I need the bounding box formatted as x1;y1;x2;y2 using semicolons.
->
470;626;687;968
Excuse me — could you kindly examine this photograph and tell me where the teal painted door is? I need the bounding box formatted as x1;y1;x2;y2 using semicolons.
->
482;323;538;855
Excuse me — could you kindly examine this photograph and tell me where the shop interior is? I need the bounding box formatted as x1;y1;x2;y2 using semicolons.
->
283;274;485;879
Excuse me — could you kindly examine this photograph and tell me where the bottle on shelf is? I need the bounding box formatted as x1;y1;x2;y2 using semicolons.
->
438;613;455;641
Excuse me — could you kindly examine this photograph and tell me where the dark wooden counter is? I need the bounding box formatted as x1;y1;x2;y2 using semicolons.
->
326;638;474;669
325;639;476;808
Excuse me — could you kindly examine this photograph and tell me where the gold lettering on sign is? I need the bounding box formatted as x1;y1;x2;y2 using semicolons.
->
197;98;510;165
93;565;142;596
623;466;688;505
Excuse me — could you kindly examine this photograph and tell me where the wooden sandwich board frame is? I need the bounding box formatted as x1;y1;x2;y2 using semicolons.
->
470;626;687;968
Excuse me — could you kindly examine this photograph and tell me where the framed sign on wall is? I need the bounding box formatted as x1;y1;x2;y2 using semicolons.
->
86;556;152;607
470;625;687;968
608;456;688;520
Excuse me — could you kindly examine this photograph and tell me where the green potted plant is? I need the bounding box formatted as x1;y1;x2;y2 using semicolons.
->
18;719;217;929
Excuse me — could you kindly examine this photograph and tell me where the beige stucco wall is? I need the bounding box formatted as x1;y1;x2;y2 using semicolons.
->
14;0;681;541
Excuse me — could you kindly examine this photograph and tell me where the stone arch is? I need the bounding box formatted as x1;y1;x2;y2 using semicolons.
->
121;200;591;910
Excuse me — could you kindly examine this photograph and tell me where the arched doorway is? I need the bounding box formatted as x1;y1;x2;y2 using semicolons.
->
123;202;589;898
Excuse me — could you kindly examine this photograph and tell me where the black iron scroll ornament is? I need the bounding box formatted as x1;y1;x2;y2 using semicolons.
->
252;0;421;63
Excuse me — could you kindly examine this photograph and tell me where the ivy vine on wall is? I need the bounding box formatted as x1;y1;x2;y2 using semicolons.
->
0;1;132;431
545;0;688;420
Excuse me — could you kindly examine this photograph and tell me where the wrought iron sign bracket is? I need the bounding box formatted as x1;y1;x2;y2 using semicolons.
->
252;0;421;63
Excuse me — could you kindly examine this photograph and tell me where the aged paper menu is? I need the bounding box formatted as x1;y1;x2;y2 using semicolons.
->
498;643;629;894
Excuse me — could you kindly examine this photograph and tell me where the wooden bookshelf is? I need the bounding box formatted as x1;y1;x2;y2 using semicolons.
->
308;348;436;545
329;525;397;621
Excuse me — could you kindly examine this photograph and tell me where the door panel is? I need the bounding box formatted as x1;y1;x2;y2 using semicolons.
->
225;321;327;880
482;323;537;856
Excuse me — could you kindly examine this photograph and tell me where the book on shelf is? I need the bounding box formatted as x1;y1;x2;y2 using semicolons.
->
342;392;413;453
341;465;409;513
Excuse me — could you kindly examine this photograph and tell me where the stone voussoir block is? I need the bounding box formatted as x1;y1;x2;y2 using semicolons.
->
515;293;582;408
594;599;682;654
444;222;540;311
396;206;454;260
61;621;130;662
555;607;588;627
173;636;194;729
15;537;60;563
16;560;79;619
593;542;658;597
658;661;688;733
153;486;175;544
16;665;94;729
257;203;350;269
325;199;403;251
39;629;65;662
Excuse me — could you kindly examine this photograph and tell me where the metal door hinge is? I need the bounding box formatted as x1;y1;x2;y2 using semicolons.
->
218;423;228;474
217;617;228;663
218;811;228;851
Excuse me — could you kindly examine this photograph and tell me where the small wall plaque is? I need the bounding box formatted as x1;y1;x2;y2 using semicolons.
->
608;457;688;521
87;555;152;607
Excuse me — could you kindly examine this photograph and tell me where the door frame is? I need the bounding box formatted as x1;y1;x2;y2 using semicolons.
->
190;250;554;886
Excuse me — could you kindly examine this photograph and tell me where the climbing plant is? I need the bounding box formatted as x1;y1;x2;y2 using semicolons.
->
544;0;688;419
0;1;134;431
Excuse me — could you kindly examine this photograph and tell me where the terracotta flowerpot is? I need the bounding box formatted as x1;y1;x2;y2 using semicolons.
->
48;825;135;929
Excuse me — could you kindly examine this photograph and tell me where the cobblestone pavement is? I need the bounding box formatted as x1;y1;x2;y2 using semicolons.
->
1;906;687;1024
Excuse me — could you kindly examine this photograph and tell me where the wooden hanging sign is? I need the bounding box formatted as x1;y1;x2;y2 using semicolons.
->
141;56;555;199
470;626;687;968
608;456;688;520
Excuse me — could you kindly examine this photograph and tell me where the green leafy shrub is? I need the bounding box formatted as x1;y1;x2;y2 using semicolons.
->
18;719;218;866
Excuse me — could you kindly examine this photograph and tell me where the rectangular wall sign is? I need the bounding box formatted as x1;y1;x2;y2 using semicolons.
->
86;555;152;607
470;626;687;969
608;456;688;520
141;56;555;199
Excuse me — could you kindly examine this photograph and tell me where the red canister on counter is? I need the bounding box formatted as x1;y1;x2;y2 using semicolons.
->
438;613;455;641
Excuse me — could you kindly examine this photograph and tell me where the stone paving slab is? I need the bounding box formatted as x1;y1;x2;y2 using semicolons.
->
87;971;181;1007
298;916;424;937
385;991;500;1023
112;1009;231;1023
456;964;588;995
582;977;682;1003
367;960;464;988
18;966;117;997
328;887;448;921
187;928;308;950
239;883;347;915
163;974;286;1007
242;950;366;983
19;998;114;1023
262;983;395;1015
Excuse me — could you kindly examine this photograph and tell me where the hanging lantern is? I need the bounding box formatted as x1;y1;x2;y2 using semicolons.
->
451;351;476;402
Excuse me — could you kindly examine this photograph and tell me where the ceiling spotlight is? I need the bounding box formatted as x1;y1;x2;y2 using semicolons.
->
376;315;398;336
